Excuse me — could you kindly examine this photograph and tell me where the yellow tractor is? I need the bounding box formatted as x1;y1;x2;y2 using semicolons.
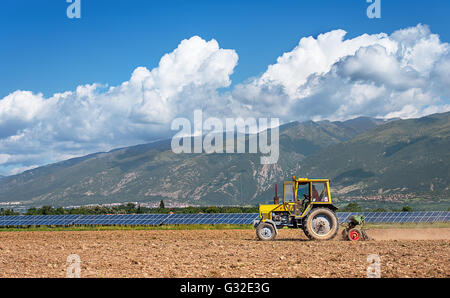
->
254;177;339;241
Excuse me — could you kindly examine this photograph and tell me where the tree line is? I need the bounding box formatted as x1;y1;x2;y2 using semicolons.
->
0;201;422;216
338;202;415;212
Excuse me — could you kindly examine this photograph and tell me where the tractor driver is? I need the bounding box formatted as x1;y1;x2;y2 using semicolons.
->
319;185;328;202
312;185;319;202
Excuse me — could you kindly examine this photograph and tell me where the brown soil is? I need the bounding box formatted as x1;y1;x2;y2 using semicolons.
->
0;228;448;278
369;228;450;241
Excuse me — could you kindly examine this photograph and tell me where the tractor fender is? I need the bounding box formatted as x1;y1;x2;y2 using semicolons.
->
301;204;338;225
259;220;278;235
308;204;339;213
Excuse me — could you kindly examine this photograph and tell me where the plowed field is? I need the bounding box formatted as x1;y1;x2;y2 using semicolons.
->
0;228;448;278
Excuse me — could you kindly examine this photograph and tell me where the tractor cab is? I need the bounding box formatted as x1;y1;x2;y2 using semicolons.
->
254;177;339;241
282;177;333;217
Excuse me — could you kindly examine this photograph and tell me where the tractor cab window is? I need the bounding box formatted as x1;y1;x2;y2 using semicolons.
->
283;182;295;203
312;182;329;202
297;183;309;201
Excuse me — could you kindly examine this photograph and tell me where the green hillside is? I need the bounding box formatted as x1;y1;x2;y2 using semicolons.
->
301;112;450;209
0;113;448;210
0;118;377;208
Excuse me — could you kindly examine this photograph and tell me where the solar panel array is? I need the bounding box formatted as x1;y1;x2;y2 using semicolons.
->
0;211;448;227
162;213;258;225
73;214;169;226
337;211;450;223
0;215;81;226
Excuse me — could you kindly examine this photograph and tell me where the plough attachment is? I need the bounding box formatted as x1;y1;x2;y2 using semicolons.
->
341;215;372;241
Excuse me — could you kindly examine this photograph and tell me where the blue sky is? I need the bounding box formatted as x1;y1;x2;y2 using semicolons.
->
1;0;450;176
0;0;448;97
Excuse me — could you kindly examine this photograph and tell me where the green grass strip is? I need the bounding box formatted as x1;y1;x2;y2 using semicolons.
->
0;222;449;232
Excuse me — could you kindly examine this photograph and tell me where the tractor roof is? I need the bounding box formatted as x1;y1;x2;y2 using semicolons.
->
292;176;330;182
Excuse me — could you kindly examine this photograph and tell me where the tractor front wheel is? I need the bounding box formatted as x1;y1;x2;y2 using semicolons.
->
256;223;277;241
303;208;339;241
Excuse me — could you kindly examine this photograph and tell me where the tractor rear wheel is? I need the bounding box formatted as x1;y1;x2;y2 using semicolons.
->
256;223;276;241
303;208;339;241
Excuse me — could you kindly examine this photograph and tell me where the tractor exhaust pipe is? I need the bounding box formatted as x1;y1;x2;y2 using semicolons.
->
274;184;280;204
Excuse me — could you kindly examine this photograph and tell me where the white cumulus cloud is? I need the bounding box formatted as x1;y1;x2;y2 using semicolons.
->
232;24;450;121
0;25;449;175
0;36;238;175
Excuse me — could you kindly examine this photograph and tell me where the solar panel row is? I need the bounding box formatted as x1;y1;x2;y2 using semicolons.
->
0;215;82;226
161;213;258;225
0;211;448;227
337;211;450;223
74;214;169;225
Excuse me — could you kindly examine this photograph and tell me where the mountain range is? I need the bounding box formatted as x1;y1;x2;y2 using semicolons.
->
0;112;448;210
